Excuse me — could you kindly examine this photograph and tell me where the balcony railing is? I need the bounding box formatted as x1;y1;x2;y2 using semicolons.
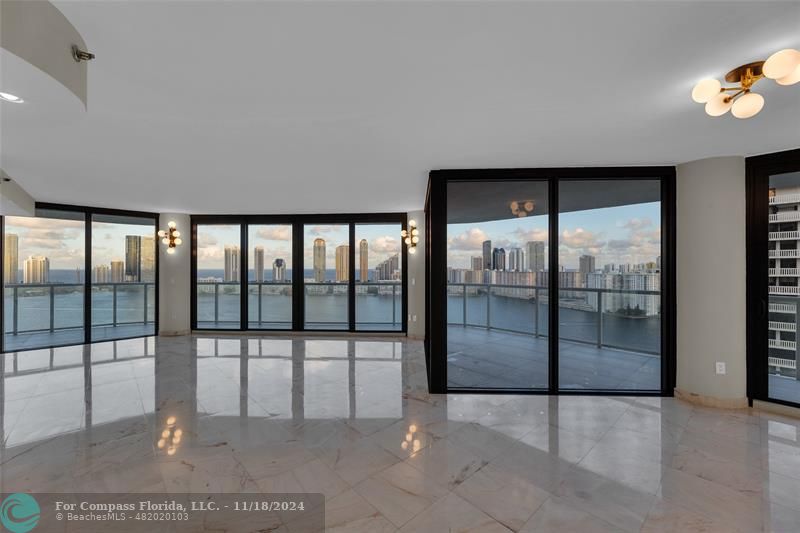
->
769;268;800;277
769;194;800;205
770;211;800;223
769;231;800;241
769;249;800;258
446;282;661;356
4;282;155;335
769;285;800;295
196;280;402;330
768;296;800;375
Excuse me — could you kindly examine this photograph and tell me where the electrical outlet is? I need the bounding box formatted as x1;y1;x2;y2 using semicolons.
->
715;362;726;375
412;315;417;322
411;278;416;286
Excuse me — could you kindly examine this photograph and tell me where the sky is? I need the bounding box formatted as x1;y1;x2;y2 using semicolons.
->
447;202;661;270
4;216;155;270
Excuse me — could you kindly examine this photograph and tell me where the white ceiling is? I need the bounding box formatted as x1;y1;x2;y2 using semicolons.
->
1;1;799;214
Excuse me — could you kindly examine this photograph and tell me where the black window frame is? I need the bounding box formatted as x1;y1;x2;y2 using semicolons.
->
746;148;800;409
0;202;160;353
190;213;408;334
425;167;676;396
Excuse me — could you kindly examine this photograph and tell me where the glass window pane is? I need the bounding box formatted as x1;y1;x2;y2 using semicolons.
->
768;171;800;404
90;214;156;341
304;224;348;330
4;212;86;350
248;224;292;329
446;180;549;390
558;179;661;391
355;223;402;331
196;224;241;329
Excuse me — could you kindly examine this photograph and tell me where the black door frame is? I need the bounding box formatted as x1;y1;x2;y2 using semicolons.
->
191;213;408;334
746;148;800;408
425;167;676;395
1;202;160;353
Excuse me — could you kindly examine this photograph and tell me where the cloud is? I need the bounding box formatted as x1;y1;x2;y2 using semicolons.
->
370;235;399;254
198;233;219;248
307;225;345;236
512;227;548;244
448;228;489;251
256;226;291;241
560;228;605;249
620;218;653;231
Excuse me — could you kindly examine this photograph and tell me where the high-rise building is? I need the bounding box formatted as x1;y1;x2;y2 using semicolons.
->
125;235;141;282
110;259;125;282
140;235;156;282
23;255;49;284
272;258;286;281
579;254;596;280
375;254;400;281
4;233;18;283
492;248;506;271
253;246;265;282
526;241;545;272
507;248;524;272
471;256;483;271
359;239;369;282
313;238;326;282
224;245;240;282
94;264;111;283
482;240;492;270
335;245;349;282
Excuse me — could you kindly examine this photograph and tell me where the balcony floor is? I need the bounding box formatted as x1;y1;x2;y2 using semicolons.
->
3;323;155;351
447;326;661;390
769;374;800;404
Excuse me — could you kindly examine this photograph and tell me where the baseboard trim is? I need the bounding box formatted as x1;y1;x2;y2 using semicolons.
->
674;388;749;409
159;330;190;337
753;399;800;420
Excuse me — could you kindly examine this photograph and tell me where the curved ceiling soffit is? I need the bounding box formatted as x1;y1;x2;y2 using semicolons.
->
1;0;89;108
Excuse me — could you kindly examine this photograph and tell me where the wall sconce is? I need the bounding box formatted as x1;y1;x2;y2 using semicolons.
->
158;221;182;255
157;415;182;456
402;219;419;254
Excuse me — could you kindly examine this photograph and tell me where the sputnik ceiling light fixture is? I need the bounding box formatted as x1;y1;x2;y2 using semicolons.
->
691;48;800;119
158;221;182;254
510;200;535;218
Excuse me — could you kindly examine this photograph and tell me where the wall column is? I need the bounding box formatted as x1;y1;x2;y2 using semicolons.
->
158;213;191;336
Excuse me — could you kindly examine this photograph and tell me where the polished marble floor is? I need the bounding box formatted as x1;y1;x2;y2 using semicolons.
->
1;335;800;532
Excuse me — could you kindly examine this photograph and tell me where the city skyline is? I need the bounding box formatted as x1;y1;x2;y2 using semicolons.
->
448;202;661;270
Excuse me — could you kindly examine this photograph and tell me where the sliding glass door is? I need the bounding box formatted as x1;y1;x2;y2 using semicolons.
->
558;179;661;391
3;209;86;351
747;149;800;408
91;214;157;341
248;224;292;329
426;168;674;394
195;224;241;329
355;223;403;331
304;224;349;330
445;179;549;389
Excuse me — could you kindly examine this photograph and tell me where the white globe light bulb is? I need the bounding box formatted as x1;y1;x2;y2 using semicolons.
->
168;221;177;229
167;247;175;255
777;63;800;86
704;92;733;116
763;49;800;80
412;236;419;243
691;79;722;103
524;201;534;212
173;230;180;237
174;238;183;245
731;92;764;119
409;247;416;254
162;238;169;245
408;219;417;227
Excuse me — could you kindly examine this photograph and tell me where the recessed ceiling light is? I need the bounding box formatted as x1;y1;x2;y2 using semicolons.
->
0;92;24;103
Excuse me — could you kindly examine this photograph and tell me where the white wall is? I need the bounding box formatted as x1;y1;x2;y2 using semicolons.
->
676;156;747;402
0;175;35;216
158;213;191;335
407;210;425;338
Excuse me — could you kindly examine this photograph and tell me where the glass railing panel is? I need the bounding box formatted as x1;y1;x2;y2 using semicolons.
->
464;285;488;328
196;281;241;329
557;289;599;346
355;282;401;331
446;284;465;326
600;292;661;355
248;282;293;329
488;285;539;335
304;283;348;330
